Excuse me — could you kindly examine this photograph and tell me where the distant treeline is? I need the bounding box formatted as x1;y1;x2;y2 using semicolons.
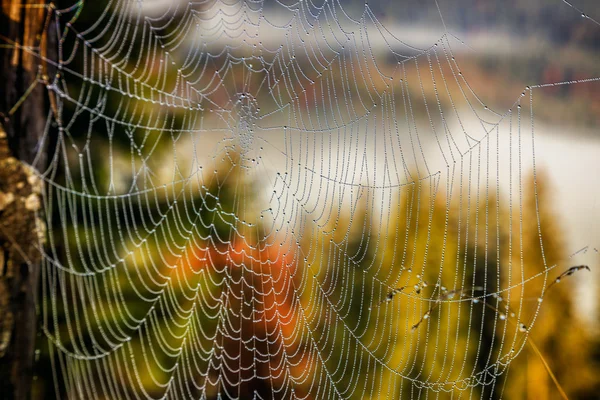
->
333;0;600;51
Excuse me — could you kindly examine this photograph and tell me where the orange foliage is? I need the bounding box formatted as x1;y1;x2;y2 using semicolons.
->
189;239;313;399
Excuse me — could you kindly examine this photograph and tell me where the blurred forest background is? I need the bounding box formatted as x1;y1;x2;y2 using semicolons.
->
1;0;599;399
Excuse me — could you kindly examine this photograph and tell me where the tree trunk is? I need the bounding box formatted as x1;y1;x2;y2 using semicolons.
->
0;1;52;399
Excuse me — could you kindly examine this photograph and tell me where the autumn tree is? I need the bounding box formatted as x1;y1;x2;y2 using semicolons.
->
501;169;600;399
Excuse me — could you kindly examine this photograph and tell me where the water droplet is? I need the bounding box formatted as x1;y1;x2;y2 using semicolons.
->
537;297;543;303
519;323;528;332
499;313;506;320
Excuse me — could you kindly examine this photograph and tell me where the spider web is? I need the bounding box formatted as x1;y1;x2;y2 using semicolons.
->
22;0;599;398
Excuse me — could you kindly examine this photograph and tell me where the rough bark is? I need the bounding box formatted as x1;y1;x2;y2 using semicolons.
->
0;1;51;399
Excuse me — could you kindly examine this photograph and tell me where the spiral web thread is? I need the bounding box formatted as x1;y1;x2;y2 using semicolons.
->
17;0;599;398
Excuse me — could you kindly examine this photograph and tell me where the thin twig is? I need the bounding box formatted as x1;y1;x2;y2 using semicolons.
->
369;286;406;310
527;335;570;400
8;74;41;116
544;265;590;292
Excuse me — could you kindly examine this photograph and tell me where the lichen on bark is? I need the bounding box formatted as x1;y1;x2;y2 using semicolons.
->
0;125;45;359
